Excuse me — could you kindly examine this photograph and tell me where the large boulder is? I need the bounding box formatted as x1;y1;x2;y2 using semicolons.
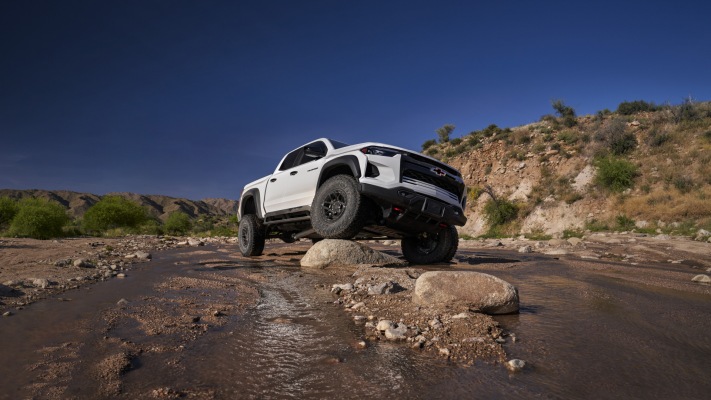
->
300;239;405;269
413;271;519;314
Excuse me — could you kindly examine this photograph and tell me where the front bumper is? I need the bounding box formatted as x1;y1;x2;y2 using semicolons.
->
360;183;467;234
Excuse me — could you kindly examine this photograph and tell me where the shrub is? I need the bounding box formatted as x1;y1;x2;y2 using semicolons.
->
552;99;577;127
558;130;579;144
436;124;455;143
0;197;19;227
617;100;658;115
82;196;148;233
596;118;636;155
421;139;437;151
585;219;610;232
616;214;635;230
704;130;711;142
647;128;670;147
673;176;695;193
595;156;638;192
9;198;69;239
483;198;518;226
163;211;192;235
450;137;462;146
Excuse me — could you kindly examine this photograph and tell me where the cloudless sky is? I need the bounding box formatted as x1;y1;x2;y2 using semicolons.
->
2;0;710;200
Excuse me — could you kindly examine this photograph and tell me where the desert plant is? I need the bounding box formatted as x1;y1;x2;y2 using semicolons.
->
421;139;437;151
0;197;19;228
616;214;635;230
673;176;695;193
617;100;658;115
552;99;577;127
595;156;638;192
164;211;192;235
82;196;148;233
8;198;69;239
481;186;518;226
436;124;455;143
647;128;671;147
450;137;462;146
596;118;637;155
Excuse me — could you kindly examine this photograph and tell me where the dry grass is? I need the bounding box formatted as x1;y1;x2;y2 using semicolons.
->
621;187;711;221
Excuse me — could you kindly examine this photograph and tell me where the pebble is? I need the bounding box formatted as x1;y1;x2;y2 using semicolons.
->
518;246;533;254
116;298;129;306
350;302;366;310
2;311;12;317
116;273;127;278
385;325;408;340
331;283;354;294
451;312;469;319
507;359;526;372
213;310;224;317
376;320;395;332
438;347;451;357
73;259;95;268
32;278;50;289
691;274;711;284
429;318;444;330
356;340;367;349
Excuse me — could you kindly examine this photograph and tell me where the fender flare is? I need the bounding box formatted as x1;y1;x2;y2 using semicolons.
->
318;155;362;187
239;188;263;219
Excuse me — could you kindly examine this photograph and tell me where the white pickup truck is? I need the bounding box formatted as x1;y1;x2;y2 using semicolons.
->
238;138;467;264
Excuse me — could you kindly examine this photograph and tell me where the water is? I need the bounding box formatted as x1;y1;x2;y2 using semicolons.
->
1;245;710;399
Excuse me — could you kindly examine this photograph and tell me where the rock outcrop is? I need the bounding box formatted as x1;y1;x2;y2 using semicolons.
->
300;240;405;269
413;271;519;314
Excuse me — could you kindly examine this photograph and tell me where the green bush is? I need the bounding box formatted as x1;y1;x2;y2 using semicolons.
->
436;124;455;143
450;137;462;146
617;100;658;115
647;128;670;147
597;118;636;155
552;100;577;127
703;130;711;142
483;198;518;226
9;198;69;239
421;139;437;151
595;156;639;192
0;197;19;227
164;211;192;235
82;196;148;233
616;214;635;230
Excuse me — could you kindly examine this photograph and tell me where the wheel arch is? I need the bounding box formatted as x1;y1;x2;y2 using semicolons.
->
318;155;362;187
239;189;263;219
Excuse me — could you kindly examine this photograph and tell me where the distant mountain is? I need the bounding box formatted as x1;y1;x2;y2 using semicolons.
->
0;189;239;221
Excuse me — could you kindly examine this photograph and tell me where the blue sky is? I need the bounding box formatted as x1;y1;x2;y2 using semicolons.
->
2;1;710;200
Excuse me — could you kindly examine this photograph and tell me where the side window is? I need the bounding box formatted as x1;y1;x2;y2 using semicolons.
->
296;141;327;166
279;149;302;171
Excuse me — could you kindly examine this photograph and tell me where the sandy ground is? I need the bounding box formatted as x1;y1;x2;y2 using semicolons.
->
1;233;710;399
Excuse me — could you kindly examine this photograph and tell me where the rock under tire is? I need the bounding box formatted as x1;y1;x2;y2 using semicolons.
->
311;175;369;239
238;214;265;256
401;225;458;264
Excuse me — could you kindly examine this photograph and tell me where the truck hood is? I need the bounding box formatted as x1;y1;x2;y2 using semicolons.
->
333;142;456;168
243;175;269;191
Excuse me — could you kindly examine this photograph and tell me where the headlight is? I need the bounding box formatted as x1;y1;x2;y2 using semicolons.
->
360;146;402;157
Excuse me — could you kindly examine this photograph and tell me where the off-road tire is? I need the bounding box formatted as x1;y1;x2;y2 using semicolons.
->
238;214;265;256
311;175;369;239
401;225;458;264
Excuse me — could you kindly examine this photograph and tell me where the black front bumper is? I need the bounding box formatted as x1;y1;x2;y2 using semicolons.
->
360;183;467;235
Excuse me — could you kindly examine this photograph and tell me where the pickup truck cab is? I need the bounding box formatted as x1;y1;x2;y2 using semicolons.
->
238;138;467;264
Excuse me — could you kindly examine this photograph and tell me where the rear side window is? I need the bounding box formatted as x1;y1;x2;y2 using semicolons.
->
279;149;302;171
297;141;327;166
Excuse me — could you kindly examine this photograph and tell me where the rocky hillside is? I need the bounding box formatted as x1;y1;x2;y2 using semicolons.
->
0;189;239;221
424;100;711;239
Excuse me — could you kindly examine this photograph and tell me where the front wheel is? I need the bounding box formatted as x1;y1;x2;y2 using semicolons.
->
311;175;369;239
401;226;458;264
238;214;265;256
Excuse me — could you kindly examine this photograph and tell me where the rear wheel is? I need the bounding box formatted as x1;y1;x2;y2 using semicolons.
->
238;214;265;256
311;175;369;239
401;225;458;264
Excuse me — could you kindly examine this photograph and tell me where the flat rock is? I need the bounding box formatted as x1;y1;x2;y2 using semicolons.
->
413;271;519;314
73;258;95;268
691;274;710;284
31;278;50;289
300;240;405;269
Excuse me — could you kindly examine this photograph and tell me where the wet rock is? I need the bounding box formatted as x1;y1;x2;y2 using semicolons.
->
188;238;205;246
507;359;526;372
300;239;405;269
2;311;12;317
691;274;711;284
116;273;127;279
54;258;72;267
413;271;519;314
518;245;533;253
73;258;95;268
31;278;50;289
116;298;129;306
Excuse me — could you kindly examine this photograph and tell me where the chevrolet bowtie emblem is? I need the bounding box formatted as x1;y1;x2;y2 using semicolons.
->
432;167;446;177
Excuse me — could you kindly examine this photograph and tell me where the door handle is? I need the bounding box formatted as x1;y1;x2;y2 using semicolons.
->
290;171;298;176
270;178;277;182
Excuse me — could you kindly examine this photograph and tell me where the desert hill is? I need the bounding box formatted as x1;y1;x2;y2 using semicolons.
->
0;189;238;221
423;99;711;239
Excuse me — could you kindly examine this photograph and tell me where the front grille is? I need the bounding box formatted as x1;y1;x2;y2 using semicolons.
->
402;170;460;201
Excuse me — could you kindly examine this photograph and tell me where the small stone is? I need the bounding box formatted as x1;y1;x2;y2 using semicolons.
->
376;320;394;332
116;273;127;278
691;274;711;284
518;246;533;254
73;259;94;268
32;278;50;289
429;318;444;330
451;312;469;319
2;311;12;317
331;283;354;294
116;298;129;306
438;347;450;357
213;310;224;317
385;324;408;340
350;302;366;310
191;316;201;323
188;238;205;246
356;340;367;349
507;359;526;372
135;251;152;260
495;337;506;344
